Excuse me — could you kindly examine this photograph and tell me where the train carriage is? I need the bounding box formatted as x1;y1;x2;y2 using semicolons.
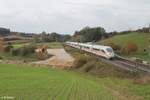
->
66;42;115;59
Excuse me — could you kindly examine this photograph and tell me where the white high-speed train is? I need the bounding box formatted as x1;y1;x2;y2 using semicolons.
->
66;42;115;59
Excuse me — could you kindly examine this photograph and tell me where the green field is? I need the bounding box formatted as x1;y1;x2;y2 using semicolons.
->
0;64;115;100
0;64;150;100
36;42;63;49
48;42;63;48
13;43;29;48
99;32;149;60
13;42;63;49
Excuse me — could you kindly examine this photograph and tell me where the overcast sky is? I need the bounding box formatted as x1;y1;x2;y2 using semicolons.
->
0;0;150;34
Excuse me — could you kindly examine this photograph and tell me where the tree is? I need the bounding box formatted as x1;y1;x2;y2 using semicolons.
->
62;35;71;42
72;35;82;42
41;31;49;42
33;35;40;43
0;27;10;36
121;41;138;54
73;26;106;42
48;32;61;42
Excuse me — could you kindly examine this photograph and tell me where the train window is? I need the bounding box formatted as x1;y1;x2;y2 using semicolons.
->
101;50;105;53
106;48;113;52
85;46;87;48
93;48;99;51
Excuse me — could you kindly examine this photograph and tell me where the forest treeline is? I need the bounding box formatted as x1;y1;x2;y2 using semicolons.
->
0;26;149;42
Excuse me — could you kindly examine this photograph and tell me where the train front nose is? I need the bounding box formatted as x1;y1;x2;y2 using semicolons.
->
107;52;115;58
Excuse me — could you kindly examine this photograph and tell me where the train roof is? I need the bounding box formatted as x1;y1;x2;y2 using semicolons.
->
92;45;111;49
79;43;111;49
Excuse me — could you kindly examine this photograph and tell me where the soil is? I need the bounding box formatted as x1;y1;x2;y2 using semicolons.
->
33;49;74;68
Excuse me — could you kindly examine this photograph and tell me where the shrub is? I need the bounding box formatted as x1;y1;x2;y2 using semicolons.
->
133;75;150;85
11;45;36;56
121;41;138;54
27;45;36;53
3;45;13;52
11;48;20;56
106;42;121;51
20;46;35;56
82;61;96;72
73;55;88;68
0;56;3;59
20;47;28;56
126;41;138;51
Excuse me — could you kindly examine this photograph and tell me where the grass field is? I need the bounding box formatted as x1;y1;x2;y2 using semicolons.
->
0;64;115;100
0;64;150;100
12;42;63;49
13;43;29;48
99;32;149;60
48;42;63;48
35;42;63;49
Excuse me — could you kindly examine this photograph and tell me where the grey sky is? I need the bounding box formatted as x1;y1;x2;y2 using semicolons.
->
0;0;150;34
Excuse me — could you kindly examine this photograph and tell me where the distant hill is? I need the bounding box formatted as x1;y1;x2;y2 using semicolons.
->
98;32;149;60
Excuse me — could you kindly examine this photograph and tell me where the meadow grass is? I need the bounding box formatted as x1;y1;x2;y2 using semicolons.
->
48;42;63;48
0;64;150;99
13;43;29;48
0;64;115;100
13;42;63;49
36;42;63;49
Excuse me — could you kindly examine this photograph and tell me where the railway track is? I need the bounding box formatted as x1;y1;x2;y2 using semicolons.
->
65;44;150;73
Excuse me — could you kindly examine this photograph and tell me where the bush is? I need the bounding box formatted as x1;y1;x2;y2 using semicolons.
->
121;41;138;54
27;45;36;53
106;42;121;51
0;56;3;59
73;55;88;68
20;46;35;56
11;48;20;56
20;47;29;56
82;61;96;72
11;45;36;56
133;75;150;85
3;45;13;52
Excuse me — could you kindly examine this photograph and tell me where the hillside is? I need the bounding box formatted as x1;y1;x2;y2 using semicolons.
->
99;32;149;60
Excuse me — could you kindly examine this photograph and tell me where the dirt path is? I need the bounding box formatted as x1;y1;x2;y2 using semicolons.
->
33;49;74;68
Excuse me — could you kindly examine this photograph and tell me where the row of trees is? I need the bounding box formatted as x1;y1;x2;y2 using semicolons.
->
1;26;148;43
33;26;107;43
33;32;71;43
0;26;107;43
72;26;107;42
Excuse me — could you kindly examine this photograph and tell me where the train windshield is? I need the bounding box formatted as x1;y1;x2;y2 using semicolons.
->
106;48;113;53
